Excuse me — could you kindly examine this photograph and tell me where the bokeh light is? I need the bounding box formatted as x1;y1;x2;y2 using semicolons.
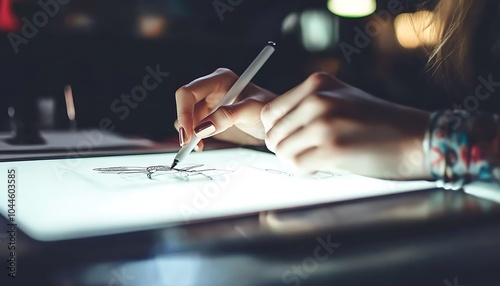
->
300;10;339;52
395;11;439;49
327;0;377;18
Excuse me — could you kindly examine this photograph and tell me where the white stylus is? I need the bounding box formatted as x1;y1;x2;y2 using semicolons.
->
171;41;276;168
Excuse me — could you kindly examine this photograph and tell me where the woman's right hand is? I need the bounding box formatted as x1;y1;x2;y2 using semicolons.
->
175;68;277;148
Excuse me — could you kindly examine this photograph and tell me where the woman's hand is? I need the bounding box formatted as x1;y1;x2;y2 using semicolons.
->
261;72;432;180
175;68;277;149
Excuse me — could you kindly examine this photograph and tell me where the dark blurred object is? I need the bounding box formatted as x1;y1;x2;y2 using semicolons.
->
5;103;47;145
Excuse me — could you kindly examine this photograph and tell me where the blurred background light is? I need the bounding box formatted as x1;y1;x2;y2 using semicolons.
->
0;0;19;31
281;12;300;34
65;13;95;31
327;0;377;18
394;11;439;49
300;10;339;52
138;14;168;38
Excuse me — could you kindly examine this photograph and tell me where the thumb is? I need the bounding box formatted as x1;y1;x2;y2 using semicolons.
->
193;99;264;139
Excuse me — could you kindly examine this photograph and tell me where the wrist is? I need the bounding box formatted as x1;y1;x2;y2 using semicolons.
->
401;107;432;180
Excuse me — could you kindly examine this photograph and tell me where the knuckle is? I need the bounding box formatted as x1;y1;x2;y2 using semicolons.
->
177;108;191;117
215;67;237;78
304;93;326;109
265;127;275;142
274;140;285;155
270;107;286;121
176;109;193;123
261;102;272;118
312;117;331;132
264;138;274;152
220;105;238;123
275;146;294;165
267;119;289;142
175;86;189;100
215;67;231;73
307;72;332;87
265;129;279;146
246;97;263;106
290;155;302;169
241;98;263;110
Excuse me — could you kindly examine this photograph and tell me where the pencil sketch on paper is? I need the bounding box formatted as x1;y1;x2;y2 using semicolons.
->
93;164;232;181
250;167;342;179
93;164;343;183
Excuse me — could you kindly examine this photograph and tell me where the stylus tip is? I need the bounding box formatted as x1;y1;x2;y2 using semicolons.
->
170;159;179;169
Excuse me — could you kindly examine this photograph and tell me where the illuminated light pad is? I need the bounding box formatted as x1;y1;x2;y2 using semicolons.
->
0;148;435;241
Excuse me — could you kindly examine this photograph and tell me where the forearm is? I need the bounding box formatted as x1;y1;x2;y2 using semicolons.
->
425;109;500;189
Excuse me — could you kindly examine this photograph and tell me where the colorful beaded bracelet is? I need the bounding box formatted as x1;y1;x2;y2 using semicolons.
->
424;109;500;190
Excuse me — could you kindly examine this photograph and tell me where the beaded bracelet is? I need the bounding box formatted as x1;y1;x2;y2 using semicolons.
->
424;109;500;190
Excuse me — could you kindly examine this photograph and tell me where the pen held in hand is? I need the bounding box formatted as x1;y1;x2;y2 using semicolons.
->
171;41;277;168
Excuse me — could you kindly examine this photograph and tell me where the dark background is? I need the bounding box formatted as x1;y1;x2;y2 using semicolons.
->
0;0;451;141
3;2;500;285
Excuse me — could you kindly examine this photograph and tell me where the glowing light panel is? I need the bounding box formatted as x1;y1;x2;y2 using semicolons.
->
0;148;435;241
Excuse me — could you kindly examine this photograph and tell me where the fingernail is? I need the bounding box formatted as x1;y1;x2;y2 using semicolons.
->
179;127;186;147
194;121;216;138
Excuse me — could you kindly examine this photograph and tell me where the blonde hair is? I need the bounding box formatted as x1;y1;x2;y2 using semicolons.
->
428;0;490;88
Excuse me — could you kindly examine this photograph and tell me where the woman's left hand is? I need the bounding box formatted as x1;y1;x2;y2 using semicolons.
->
261;72;432;180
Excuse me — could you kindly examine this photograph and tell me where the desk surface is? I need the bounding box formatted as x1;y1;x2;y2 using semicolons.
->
1;141;500;286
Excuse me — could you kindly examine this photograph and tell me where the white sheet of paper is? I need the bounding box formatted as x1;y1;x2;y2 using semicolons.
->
0;148;436;241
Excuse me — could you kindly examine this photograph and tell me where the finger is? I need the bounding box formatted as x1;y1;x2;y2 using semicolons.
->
265;96;330;152
193;98;264;139
273;120;327;162
194;140;204;152
260;84;311;133
175;119;201;147
292;116;367;173
173;120;186;147
294;147;337;174
295;144;357;175
176;69;237;143
260;73;339;131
